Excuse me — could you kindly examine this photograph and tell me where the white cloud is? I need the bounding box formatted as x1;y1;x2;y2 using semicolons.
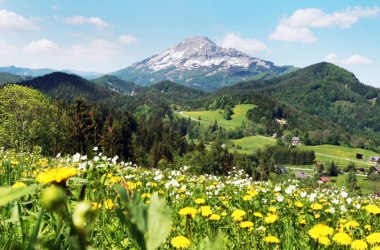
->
23;39;61;55
67;39;121;62
0;9;38;32
269;6;380;43
118;35;138;44
270;25;316;43
342;54;373;65
0;39;15;56
65;16;111;30
217;33;271;54
324;53;337;63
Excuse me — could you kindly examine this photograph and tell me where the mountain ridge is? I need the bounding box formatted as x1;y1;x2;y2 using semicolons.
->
112;36;294;91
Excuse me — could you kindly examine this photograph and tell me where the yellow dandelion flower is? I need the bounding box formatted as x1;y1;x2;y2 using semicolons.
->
318;236;331;246
263;235;280;244
103;199;114;209
364;225;372;231
194;198;205;204
264;214;279;224
364;204;380;215
268;207;277;213
125;181;138;190
171;236;190;249
221;212;227;217
239;221;254;229
243;195;252;201
254;212;263;218
314;214;321;219
295;201;304;208
199;206;212;217
110;176;122;184
179;207;197;218
209;214;221;221
91;202;101;210
299;219;307;225
371;247;380;250
351;240;367;250
12;182;27;188
308;224;334;240
310;203;323;210
333;232;352;246
231;209;246;222
36;167;79;184
366;232;380;245
247;189;258;196
345;220;359;229
141;193;151;199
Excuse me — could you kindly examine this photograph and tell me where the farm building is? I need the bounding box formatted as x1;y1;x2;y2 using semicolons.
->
369;156;380;164
295;172;308;179
319;176;331;183
292;137;302;146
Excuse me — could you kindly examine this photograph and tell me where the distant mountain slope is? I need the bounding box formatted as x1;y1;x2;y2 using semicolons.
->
220;62;380;135
0;66;54;77
0;65;102;79
91;75;138;93
112;36;294;91
0;72;23;85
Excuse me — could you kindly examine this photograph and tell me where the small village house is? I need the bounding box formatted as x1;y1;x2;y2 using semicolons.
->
295;172;308;179
292;137;302;146
369;156;380;165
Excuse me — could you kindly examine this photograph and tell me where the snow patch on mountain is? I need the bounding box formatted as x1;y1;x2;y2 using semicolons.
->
134;36;270;72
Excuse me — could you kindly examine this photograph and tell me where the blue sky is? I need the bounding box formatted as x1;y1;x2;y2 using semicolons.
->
0;0;379;87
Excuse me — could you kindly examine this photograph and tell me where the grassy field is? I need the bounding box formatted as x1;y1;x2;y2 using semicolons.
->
3;150;380;249
332;174;380;195
229;135;376;168
181;104;255;130
298;144;377;168
231;135;276;154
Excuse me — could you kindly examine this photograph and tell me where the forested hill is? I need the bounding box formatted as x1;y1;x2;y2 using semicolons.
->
19;72;122;104
17;73;208;111
0;72;23;85
218;62;380;142
136;80;207;103
91;75;138;93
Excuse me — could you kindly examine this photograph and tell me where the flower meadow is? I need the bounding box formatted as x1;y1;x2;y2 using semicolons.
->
1;148;380;249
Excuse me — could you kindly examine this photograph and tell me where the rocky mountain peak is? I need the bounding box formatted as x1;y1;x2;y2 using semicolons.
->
113;36;293;90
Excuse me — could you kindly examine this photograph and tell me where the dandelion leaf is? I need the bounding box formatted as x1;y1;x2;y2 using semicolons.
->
147;193;172;250
0;185;38;207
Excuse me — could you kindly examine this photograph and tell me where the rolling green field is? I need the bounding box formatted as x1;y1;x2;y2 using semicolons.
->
230;135;376;168
298;144;377;168
181;104;255;130
231;135;276;154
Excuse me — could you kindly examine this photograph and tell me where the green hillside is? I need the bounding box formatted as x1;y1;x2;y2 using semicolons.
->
231;135;276;154
91;74;138;93
219;62;380;147
181;104;255;129
0;72;22;85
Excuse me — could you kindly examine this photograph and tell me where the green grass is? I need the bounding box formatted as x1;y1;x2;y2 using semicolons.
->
332;174;380;195
298;144;377;168
231;135;276;154
181;104;255;130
